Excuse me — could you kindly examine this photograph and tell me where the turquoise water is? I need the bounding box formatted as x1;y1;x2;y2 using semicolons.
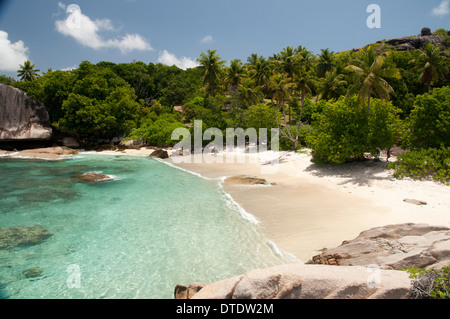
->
0;154;290;299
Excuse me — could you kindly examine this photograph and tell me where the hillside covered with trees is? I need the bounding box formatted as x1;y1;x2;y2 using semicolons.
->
1;27;449;183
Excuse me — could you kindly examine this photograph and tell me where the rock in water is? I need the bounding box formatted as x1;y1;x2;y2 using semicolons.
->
22;267;44;278
0;84;52;141
71;172;112;183
149;148;169;159
0;226;52;249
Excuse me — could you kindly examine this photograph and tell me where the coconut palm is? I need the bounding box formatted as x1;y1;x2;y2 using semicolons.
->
247;56;273;98
317;70;347;101
276;47;302;122
17;61;41;82
196;49;226;97
316;48;335;78
270;72;303;148
411;43;448;92
345;45;400;117
225;59;245;93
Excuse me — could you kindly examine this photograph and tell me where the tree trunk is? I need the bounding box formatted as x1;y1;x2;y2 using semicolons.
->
367;85;372;120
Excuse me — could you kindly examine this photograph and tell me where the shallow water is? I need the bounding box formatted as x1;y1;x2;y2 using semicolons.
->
0;154;290;299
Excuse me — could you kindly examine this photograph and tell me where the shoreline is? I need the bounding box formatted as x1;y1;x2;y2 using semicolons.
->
2;146;449;263
164;150;450;262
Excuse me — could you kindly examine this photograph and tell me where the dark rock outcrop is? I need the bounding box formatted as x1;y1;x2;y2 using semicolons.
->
149;148;169;159
0;226;52;249
381;34;445;51
0;84;52;141
350;28;447;52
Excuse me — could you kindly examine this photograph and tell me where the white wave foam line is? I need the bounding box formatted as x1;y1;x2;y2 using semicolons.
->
220;187;260;225
153;158;218;181
267;240;303;263
0;152;19;158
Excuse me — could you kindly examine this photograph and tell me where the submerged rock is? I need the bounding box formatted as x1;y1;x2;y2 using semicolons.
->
22;267;44;279
71;172;112;183
0;226;52;250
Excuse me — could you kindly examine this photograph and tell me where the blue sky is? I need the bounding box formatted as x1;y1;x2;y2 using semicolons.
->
0;0;449;78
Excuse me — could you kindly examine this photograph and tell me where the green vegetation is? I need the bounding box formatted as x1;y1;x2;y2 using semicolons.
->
2;27;449;184
406;267;450;299
307;97;401;164
388;148;450;184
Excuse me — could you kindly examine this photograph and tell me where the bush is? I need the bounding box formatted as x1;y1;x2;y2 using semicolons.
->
307;96;401;164
388;147;450;184
126;114;186;147
406;267;450;299
406;86;450;150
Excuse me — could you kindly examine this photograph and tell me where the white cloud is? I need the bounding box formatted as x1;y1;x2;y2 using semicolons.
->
55;4;152;54
0;30;30;72
60;65;78;72
432;0;450;17
200;35;214;44
57;2;66;10
158;50;199;70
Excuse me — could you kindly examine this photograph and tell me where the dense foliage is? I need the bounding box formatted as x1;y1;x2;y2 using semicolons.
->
2;27;449;180
307;97;401;164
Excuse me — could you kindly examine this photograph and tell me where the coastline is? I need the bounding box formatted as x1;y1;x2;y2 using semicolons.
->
2;147;449;263
164;150;450;262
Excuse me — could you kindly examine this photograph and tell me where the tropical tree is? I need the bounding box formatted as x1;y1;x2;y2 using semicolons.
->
270;73;303;148
316;49;335;78
276;46;302;121
196;49;226;97
17;61;41;82
247;56;273;98
345;45;401;117
317;70;347;101
410;43;448;92
225;59;245;93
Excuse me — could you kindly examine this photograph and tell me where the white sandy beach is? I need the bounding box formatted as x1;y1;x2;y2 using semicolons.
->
164;149;450;262
2;147;449;262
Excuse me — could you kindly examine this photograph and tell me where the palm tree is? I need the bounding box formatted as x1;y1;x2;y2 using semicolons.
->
270;73;303;148
411;43;448;92
196;49;226;97
17;61;41;81
276;47;302;122
225;59;245;93
345;45;400;117
247;56;273;98
316;49;335;78
317;70;347;101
